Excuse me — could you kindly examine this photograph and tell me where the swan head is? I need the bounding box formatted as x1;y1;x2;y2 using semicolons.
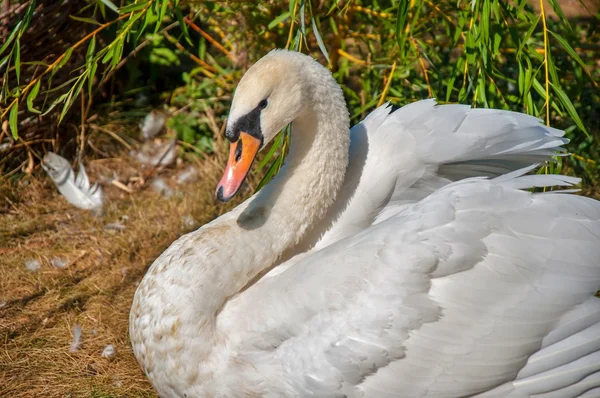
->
216;50;307;202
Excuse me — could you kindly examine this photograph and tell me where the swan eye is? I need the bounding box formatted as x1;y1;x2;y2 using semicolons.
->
258;99;268;110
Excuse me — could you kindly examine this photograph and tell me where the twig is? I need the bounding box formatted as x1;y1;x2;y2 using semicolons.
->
411;39;432;98
349;5;392;19
162;31;217;74
337;49;369;66
571;153;597;165
183;17;235;63
110;179;133;194
285;0;299;50
88;125;133;151
377;61;397;107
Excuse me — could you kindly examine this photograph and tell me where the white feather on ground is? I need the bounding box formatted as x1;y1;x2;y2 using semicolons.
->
175;166;198;184
24;259;41;271
69;325;82;352
42;152;103;210
101;344;116;359
150;177;174;197
50;257;68;269
131;139;178;167
140;110;167;140
104;222;126;231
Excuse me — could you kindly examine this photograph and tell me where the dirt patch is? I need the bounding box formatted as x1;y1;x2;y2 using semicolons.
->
0;147;258;397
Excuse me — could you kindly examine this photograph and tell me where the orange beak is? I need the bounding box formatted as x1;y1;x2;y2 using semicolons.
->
216;131;262;202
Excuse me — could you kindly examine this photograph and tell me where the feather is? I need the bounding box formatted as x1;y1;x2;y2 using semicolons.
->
131;139;178;167
50;257;68;268
42;152;103;210
70;325;82;352
101;344;116;359
104;222;126;231
24;259;41;271
175;166;198;184
140;110;167;140
150;177;174;197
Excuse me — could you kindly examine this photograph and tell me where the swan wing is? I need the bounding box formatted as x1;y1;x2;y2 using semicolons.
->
314;100;567;248
220;169;600;397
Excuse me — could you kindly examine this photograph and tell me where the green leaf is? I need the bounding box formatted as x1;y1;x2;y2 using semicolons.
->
0;54;9;70
139;4;155;38
118;1;149;13
100;0;119;13
9;103;19;139
42;92;69;117
175;8;192;46
492;32;501;55
59;88;76;124
101;46;114;64
289;0;298;16
300;0;306;35
395;0;410;54
69;15;101;25
44;76;79;94
523;56;533;96
531;77;546;98
111;39;124;69
548;30;590;78
88;61;98;97
257;131;284;172
15;39;20;83
268;11;290;30
256;153;283;191
517;59;524;95
155;0;169;33
311;17;330;64
0;21;21;55
546;0;571;29
547;51;559;86
27;80;41;114
58;47;73;69
481;0;490;45
517;14;540;56
550;82;589;137
86;36;96;67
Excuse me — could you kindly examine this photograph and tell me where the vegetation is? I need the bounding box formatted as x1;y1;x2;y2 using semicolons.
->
1;0;598;185
0;1;598;396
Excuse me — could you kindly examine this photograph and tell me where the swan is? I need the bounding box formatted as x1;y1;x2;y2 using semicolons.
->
130;49;600;398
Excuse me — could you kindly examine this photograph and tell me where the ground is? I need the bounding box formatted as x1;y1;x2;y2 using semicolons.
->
0;139;261;397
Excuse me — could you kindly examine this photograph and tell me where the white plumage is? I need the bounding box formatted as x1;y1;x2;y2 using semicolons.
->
42;151;103;210
130;50;600;398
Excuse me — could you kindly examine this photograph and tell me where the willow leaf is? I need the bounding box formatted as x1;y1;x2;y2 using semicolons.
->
9;103;19;139
312;17;330;64
550;82;589;137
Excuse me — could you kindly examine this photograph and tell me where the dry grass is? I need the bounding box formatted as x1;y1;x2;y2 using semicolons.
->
0;141;258;397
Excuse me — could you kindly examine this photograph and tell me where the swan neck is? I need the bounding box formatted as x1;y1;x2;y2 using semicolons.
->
251;79;350;252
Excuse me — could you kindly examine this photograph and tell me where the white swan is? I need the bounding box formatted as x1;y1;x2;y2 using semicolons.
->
130;50;600;398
